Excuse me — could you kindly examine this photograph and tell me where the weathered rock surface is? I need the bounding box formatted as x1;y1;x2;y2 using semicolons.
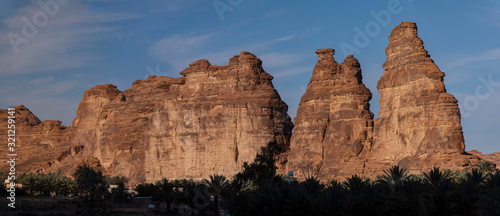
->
30;51;292;184
372;21;465;160
0;105;70;173
2;22;498;183
288;22;484;180
288;49;374;179
363;22;482;176
469;150;500;170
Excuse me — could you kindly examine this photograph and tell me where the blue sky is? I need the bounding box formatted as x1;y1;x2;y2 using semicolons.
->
0;0;499;154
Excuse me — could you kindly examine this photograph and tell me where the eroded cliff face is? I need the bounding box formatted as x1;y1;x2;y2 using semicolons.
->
0;105;70;173
46;51;293;183
288;22;482;180
1;22;494;183
372;21;465;161
288;49;374;179
362;22;481;176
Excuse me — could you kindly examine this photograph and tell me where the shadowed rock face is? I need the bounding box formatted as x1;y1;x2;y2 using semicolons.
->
372;21;465;161
0;51;293;184
288;49;374;179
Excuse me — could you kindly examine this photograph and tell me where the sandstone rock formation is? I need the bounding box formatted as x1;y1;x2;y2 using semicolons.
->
371;21;465;161
2;51;292;184
0;105;70;173
469;150;500;170
288;22;483;180
361;22;482;176
288;49;374;179
2;22;497;183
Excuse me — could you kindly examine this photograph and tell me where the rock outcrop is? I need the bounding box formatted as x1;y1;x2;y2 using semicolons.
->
372;21;465;160
288;49;374;179
362;22;481;176
0;105;70;173
31;51;292;184
288;22;483;180
469;150;500;170
2;22;497;183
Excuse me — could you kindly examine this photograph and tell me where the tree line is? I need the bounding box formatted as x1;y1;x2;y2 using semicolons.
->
1;141;499;215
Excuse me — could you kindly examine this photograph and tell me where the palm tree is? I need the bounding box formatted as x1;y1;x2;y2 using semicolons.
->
315;181;346;215
228;176;253;195
343;175;383;215
477;161;496;174
254;178;283;216
392;178;427;215
423;167;457;216
134;183;156;197
180;180;210;214
282;183;311;216
222;190;254;216
380;165;409;192
455;169;485;215
19;173;37;195
205;174;229;215
423;167;453;186
477;171;500;215
300;177;324;199
73;164;109;212
219;176;253;215
152;178;177;212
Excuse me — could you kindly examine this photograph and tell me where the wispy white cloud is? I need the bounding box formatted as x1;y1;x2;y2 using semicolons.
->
148;33;216;71
259;52;304;69
28;80;80;96
271;67;311;78
31;77;54;84
261;8;288;19
476;6;500;29
0;78;81;125
0;1;140;76
148;32;300;72
442;48;500;71
274;34;296;42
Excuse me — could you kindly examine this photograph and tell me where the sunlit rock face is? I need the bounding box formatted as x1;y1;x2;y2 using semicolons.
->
0;22;491;183
0;51;292;184
364;22;479;176
288;22;481;180
0;105;70;174
288;48;374;179
372;21;465;160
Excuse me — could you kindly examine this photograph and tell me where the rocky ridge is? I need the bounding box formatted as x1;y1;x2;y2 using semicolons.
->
0;105;70;173
1;22;497;183
0;52;293;184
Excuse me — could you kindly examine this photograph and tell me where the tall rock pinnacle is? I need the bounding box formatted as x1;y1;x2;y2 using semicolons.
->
372;21;465;162
288;49;374;179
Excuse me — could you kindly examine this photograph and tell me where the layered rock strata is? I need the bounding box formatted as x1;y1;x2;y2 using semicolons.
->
364;22;482;175
288;49;374;179
289;22;482;180
1;22;494;183
0;105;70;173
1;51;293;184
371;21;465;160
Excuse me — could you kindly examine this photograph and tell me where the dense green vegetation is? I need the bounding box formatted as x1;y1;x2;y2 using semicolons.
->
0;142;499;215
